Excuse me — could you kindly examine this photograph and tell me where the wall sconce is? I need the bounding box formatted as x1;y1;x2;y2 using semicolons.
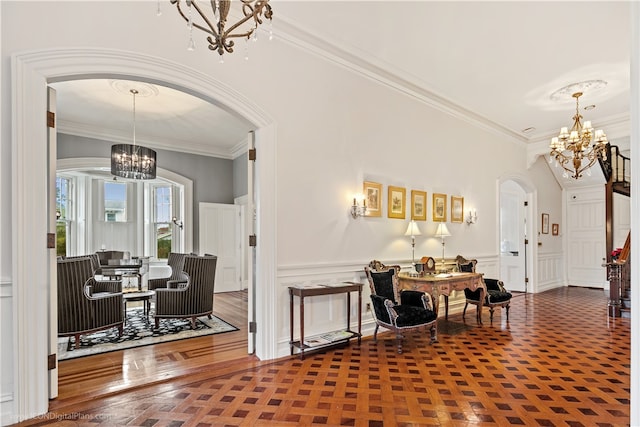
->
172;216;184;230
350;194;368;219
466;209;477;225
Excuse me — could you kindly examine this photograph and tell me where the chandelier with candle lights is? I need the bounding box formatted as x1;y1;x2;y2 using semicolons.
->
549;91;608;179
169;0;273;59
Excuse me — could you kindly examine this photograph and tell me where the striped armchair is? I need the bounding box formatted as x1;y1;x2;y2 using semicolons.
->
148;252;188;291
154;255;217;329
57;257;124;349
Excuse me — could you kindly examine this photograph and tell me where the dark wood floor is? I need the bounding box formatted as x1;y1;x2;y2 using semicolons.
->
16;287;630;426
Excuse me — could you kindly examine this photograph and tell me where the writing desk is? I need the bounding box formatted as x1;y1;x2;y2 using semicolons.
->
398;272;486;324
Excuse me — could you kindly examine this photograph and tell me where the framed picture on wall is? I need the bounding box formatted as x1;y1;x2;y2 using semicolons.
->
552;223;559;236
542;213;549;234
432;193;447;222
363;181;382;217
451;196;464;223
388;186;406;219
411;190;427;221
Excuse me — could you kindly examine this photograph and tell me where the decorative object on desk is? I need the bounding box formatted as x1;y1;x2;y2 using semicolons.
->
111;89;157;180
451;196;464;223
410;190;427;221
549;86;608;180
466;209;478;225
420;256;436;274
404;220;422;273
167;0;273;61
363;181;382;217
350;193;367;218
541;213;549;234
432;193;447;222
387;186;406;219
434;223;451;267
552;223;559;236
172;216;184;229
611;247;623;261
58;307;237;360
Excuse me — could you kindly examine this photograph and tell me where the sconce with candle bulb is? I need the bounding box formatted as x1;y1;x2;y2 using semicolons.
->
172;216;184;230
350;194;368;218
466;209;477;225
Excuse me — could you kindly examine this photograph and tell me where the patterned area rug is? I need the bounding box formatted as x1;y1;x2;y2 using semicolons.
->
58;307;238;361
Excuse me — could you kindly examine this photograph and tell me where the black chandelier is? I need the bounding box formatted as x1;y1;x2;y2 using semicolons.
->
111;89;157;180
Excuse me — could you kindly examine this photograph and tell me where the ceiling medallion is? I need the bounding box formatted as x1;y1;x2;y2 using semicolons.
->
549;80;607;102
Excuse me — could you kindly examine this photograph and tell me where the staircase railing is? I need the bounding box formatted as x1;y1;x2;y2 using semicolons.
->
600;144;630;196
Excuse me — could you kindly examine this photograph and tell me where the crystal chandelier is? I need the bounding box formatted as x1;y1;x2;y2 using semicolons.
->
549;91;608;179
111;89;157;180
169;0;273;59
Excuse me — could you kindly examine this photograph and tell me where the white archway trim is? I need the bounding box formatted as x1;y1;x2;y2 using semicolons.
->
11;48;277;422
57;158;194;253
497;173;539;293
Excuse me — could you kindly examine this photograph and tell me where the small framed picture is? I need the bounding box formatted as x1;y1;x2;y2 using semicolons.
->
411;190;427;221
552;223;559;236
451;196;464;223
363;181;382;217
433;193;447;222
388;186;406;219
542;213;549;234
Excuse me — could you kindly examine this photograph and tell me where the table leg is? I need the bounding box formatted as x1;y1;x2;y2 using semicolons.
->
299;296;305;360
477;288;484;325
444;295;449;320
289;290;294;356
357;288;362;344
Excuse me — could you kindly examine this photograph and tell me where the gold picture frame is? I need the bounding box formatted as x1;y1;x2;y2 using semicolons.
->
432;193;447;222
451;196;464;223
363;181;382;217
388;186;406;219
411;190;427;221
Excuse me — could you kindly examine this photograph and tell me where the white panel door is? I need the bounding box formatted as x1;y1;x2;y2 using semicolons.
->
199;203;241;293
566;189;606;288
500;181;527;292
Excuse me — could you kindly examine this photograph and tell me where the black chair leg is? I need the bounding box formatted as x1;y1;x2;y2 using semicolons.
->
373;324;379;342
462;302;468;319
506;304;510;320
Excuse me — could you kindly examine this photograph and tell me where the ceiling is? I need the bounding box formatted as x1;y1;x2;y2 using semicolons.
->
52;1;631;159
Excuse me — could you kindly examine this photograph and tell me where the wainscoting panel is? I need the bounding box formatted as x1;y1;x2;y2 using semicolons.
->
0;280;15;425
537;252;564;292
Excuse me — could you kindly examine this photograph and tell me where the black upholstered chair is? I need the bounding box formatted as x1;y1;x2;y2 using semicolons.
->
154;254;217;329
57;257;124;348
364;260;437;353
456;255;512;323
148;252;188;291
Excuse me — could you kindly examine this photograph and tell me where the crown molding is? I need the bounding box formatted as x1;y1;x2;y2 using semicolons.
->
57;119;234;159
275;16;528;145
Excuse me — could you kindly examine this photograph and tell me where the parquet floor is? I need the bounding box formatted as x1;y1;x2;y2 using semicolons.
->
15;286;630;426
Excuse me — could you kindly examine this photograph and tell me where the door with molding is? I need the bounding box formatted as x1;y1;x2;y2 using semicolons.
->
199;203;241;293
500;180;527;292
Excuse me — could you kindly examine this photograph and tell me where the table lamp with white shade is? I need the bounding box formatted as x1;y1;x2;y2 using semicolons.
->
434;223;451;268
404;220;422;272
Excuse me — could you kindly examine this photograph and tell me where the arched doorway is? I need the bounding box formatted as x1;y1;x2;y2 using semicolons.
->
11;48;277;419
498;174;538;294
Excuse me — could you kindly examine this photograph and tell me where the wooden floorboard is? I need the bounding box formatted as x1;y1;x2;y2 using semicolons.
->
15;287;630;426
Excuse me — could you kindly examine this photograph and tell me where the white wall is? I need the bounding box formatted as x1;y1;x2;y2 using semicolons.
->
0;1;565;423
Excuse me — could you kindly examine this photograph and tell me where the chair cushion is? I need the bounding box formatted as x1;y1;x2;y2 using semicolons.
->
393;304;437;328
487;290;512;304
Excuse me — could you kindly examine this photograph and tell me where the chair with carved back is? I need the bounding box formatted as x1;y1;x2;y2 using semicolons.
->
456;255;512;323
364;260;437;353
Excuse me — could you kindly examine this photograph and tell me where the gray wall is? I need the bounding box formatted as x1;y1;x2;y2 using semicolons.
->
57;133;248;252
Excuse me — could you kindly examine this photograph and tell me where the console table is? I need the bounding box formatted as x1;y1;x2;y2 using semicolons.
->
398;272;486;324
289;282;363;359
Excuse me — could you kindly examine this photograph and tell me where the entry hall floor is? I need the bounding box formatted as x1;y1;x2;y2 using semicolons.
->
17;287;630;426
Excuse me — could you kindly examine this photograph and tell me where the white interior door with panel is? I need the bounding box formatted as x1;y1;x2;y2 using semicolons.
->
500;180;527;292
566;188;606;288
199;202;241;293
